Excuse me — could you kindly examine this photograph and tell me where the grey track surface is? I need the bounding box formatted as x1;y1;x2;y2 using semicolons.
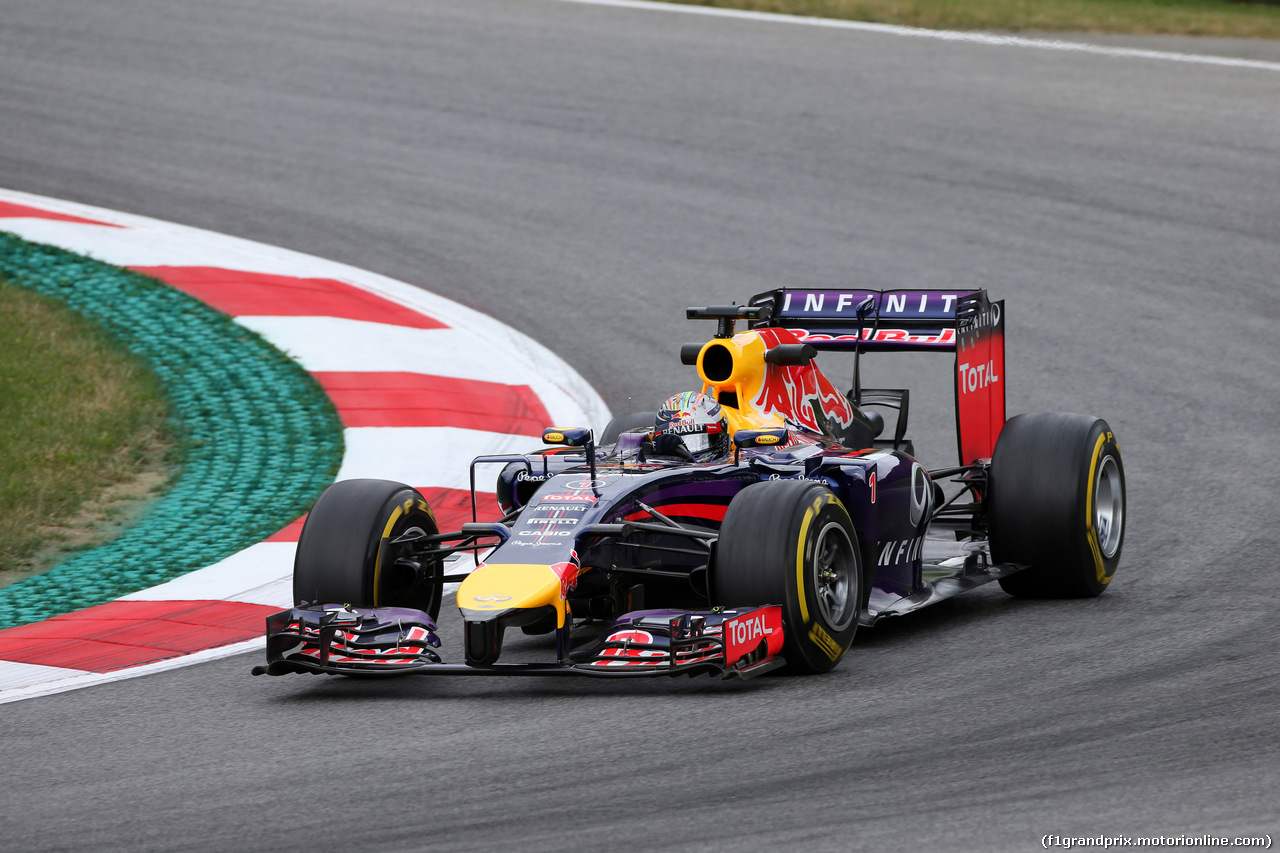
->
3;1;1278;849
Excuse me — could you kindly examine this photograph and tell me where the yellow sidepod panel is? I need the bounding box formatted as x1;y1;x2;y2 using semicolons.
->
457;563;569;627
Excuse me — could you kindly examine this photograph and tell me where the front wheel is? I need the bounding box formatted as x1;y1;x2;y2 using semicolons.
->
293;479;443;618
990;413;1125;598
714;480;861;673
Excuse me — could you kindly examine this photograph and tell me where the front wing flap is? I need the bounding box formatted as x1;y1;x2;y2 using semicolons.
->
578;606;785;678
255;604;443;677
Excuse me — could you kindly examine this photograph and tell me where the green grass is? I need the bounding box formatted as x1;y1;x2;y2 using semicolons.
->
0;232;344;627
0;279;173;577
661;0;1280;37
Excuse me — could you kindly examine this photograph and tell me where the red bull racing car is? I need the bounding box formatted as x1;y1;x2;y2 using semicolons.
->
252;288;1125;680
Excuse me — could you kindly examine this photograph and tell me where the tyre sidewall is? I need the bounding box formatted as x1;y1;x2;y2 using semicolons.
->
990;414;1125;598
293;479;441;616
369;488;441;615
716;479;861;674
1079;422;1124;593
784;487;860;672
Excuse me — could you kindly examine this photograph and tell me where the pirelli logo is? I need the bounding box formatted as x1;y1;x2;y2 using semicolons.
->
808;623;842;661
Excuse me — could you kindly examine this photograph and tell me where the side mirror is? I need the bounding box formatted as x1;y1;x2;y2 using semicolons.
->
542;427;593;448
733;427;789;463
543;427;597;480
733;428;789;449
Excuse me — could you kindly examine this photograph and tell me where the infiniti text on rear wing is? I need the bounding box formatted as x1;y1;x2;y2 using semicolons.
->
748;288;1006;464
749;287;989;352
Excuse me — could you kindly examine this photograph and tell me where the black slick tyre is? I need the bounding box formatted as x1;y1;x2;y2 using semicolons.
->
293;479;443;618
715;479;861;673
990;413;1125;598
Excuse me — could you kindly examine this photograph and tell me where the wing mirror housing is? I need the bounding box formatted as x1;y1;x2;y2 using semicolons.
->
732;427;790;462
542;427;593;447
543;427;596;480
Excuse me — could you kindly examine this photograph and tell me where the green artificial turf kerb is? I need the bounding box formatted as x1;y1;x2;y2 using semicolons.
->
0;232;344;630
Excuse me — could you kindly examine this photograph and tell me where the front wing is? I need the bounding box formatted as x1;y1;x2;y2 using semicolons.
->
251;603;786;680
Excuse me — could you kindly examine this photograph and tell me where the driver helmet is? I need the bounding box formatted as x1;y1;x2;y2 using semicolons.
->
654;391;728;458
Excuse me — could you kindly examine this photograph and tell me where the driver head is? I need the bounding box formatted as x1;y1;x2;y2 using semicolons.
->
654;391;728;459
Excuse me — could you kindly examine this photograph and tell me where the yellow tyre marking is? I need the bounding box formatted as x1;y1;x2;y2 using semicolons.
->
795;495;825;624
808;623;842;662
1084;433;1111;585
371;501;406;606
415;497;437;528
795;493;850;659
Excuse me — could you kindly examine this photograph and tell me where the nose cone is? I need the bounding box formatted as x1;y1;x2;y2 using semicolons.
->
458;563;572;628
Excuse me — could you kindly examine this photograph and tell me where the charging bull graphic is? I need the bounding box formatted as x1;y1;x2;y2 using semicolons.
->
750;328;854;434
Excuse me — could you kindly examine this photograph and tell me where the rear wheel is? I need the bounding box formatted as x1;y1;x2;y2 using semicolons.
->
293;479;443;618
715;479;861;673
990;413;1125;598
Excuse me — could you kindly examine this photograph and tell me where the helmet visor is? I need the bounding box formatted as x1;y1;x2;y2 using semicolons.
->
682;432;712;455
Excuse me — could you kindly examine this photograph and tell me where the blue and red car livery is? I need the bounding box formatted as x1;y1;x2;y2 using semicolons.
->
255;289;1125;681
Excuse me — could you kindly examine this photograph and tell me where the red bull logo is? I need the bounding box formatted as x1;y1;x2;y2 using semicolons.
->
549;556;580;599
751;328;853;433
590;629;665;667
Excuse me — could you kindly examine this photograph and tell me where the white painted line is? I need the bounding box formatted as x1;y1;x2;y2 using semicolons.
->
0;217;335;276
229;577;294;608
236;318;522;375
0;637;264;706
0;591;478;706
120;542;298;605
558;0;1280;72
0;660;90;690
123;541;479;607
336;426;545;489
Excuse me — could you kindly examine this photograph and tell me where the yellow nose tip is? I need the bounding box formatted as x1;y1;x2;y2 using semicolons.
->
458;563;570;627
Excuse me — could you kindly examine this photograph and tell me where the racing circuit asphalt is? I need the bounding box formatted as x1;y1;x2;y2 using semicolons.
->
2;1;1279;850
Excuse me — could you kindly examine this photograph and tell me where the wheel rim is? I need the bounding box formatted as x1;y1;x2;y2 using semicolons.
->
1093;455;1124;559
381;526;428;595
375;514;440;613
813;521;857;631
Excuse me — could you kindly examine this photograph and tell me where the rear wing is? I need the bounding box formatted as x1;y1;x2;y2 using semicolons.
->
748;287;988;352
746;288;1006;463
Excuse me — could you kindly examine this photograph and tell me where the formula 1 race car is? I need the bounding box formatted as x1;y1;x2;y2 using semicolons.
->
252;288;1125;680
